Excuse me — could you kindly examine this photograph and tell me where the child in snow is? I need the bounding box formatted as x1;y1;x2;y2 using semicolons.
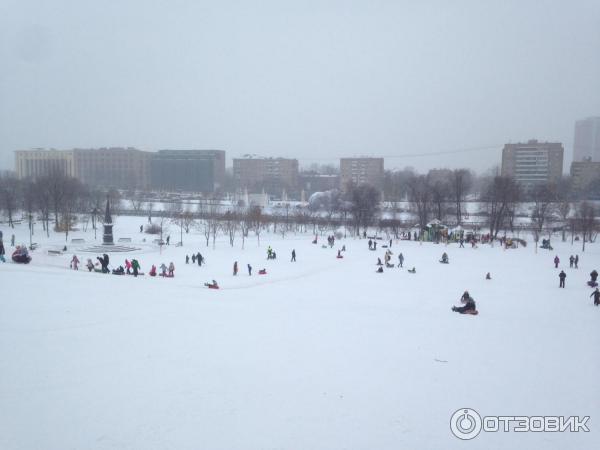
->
398;253;404;268
149;265;157;277
131;259;141;277
408;267;416;273
247;264;252;275
125;259;132;274
233;261;238;276
86;258;94;272
168;262;175;277
590;288;600;306
554;255;560;268
376;266;384;273
440;252;449;264
486;272;491;280
452;291;477;314
71;255;80;270
159;263;168;276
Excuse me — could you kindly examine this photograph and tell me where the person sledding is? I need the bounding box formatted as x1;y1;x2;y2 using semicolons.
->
205;279;219;289
336;249;343;259
258;268;267;275
485;272;491;280
149;264;157;277
112;265;125;275
12;246;32;264
408;267;416;273
440;252;449;264
590;288;600;306
452;291;478;315
589;270;599;287
376;266;384;273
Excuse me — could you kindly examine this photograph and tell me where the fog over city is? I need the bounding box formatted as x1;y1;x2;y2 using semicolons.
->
1;0;599;172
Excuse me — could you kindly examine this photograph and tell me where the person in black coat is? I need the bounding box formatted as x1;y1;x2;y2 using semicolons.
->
590;270;598;283
590;288;600;306
559;270;566;288
453;292;476;314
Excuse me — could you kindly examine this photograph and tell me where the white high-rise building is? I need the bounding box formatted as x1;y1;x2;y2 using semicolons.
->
573;116;600;162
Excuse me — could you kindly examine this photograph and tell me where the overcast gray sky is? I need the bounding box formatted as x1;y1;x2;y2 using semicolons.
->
1;0;599;173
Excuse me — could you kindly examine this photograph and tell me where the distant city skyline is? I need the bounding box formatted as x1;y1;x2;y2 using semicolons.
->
1;1;599;173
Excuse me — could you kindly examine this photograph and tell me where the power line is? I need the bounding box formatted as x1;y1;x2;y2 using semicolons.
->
291;145;503;161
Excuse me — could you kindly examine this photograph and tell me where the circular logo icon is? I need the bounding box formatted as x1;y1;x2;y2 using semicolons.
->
450;408;482;440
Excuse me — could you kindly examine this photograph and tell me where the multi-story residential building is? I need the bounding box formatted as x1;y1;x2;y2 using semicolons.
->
573;117;600;162
233;157;299;195
150;150;218;192
570;159;600;191
73;147;150;189
501;140;564;189
339;157;384;190
14;148;226;192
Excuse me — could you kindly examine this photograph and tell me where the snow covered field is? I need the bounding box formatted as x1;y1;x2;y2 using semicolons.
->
1;217;599;450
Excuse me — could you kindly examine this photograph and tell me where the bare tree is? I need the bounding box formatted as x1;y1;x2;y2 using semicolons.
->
346;183;381;235
484;176;520;240
0;174;21;228
407;174;431;232
577;201;597;252
223;210;238;247
530;183;557;251
451;169;472;225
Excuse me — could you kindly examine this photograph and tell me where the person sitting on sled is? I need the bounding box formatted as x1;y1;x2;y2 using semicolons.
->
205;279;219;289
149;265;157;277
440;252;449;264
408;267;416;273
452;291;477;314
376;266;384;273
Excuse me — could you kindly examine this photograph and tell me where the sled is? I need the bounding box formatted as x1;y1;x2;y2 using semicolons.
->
463;310;479;315
336;255;344;259
258;269;267;275
205;283;219;289
159;273;174;278
12;255;31;264
439;260;449;264
408;270;416;274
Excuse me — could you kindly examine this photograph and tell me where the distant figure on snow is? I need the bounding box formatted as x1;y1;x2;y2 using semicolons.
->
559;270;566;288
233;261;238;276
554;255;560;268
575;255;579;268
247;264;252;276
398;253;404;268
486;272;491;280
590;288;600;306
71;255;80;270
291;249;296;262
452;291;478;315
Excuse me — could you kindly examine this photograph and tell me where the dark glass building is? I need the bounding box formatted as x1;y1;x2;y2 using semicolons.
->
150;150;218;192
